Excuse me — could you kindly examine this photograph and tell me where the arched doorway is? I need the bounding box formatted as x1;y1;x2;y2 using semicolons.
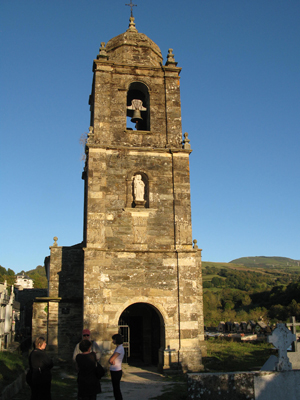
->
118;302;164;366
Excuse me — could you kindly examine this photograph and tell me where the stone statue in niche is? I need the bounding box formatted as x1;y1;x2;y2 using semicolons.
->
134;174;145;201
133;174;146;207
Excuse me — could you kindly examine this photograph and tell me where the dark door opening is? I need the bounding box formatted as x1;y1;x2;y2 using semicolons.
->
118;303;163;366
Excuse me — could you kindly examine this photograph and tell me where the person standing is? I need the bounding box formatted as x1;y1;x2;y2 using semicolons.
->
28;336;53;400
73;329;101;362
76;339;101;400
109;334;124;400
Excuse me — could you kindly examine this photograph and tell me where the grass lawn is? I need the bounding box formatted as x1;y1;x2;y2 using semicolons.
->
203;337;276;372
7;361;79;400
0;351;27;393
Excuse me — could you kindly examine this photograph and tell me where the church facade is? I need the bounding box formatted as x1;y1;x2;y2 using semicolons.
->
32;17;205;372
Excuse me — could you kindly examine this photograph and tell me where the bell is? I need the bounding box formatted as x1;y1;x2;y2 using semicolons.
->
131;109;143;123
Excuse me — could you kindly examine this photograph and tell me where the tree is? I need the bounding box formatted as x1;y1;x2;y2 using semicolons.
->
269;304;288;321
7;268;15;276
224;301;235;311
0;265;6;275
211;277;223;287
247;307;268;322
287;299;300;320
203;291;222;325
241;294;252;307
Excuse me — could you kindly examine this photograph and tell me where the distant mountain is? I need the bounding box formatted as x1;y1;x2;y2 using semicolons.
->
229;256;300;271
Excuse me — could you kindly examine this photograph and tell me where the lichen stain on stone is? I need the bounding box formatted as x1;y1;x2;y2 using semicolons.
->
100;273;110;282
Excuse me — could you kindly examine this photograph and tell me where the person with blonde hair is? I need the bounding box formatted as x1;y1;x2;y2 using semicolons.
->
28;336;53;400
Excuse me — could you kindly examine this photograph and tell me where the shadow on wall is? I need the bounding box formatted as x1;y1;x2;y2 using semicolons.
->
56;244;84;359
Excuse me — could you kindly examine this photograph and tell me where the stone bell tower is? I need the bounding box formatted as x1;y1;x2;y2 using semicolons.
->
82;16;205;372
32;15;205;373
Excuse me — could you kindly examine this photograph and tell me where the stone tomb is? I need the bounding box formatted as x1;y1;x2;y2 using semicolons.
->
188;323;300;399
187;371;300;400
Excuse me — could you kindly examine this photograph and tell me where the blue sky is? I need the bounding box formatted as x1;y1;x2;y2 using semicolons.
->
1;1;299;274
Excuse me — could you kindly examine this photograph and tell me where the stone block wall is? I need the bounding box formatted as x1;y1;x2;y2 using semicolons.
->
83;247;204;371
15;288;47;332
48;244;83;299
32;301;48;340
92;29;183;149
32;244;84;359
187;370;300;400
85;148;193;251
32;297;83;360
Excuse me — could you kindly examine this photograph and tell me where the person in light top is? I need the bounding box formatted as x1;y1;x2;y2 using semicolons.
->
109;334;124;400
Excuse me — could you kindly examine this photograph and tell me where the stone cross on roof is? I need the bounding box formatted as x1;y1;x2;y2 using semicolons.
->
125;0;137;17
268;323;296;371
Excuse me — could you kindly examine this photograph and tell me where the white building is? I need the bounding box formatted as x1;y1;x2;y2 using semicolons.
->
0;281;20;350
15;273;34;289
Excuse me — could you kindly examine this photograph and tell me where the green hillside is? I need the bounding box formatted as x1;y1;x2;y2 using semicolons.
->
0;264;47;288
229;256;300;271
25;265;48;288
202;257;300;327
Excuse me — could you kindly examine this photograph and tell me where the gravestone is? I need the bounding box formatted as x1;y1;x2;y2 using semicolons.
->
261;323;296;371
286;316;300;369
188;323;300;399
286;316;299;351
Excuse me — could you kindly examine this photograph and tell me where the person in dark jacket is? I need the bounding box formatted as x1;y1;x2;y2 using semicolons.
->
28;336;53;400
76;339;101;400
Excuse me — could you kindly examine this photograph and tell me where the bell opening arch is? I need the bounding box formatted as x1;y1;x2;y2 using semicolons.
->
126;82;150;131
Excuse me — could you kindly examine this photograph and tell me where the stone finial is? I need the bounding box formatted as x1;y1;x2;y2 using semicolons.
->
87;126;94;144
127;16;138;32
267;323;296;371
97;42;108;60
53;237;58;247
165;48;178;66
182;132;191;150
193;239;198;250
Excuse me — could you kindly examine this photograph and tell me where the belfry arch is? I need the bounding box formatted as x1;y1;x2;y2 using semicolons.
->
118;302;165;366
126;82;150;131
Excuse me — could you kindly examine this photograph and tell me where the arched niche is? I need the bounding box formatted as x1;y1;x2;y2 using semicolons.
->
126;82;150;131
126;169;152;209
131;171;149;208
